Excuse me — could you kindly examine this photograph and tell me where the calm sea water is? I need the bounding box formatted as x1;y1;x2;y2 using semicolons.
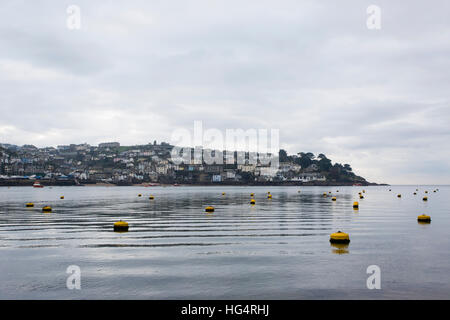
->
0;185;449;299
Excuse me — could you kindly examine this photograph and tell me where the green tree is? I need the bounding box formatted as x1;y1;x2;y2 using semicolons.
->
279;149;289;162
297;152;315;169
317;154;332;172
343;164;352;172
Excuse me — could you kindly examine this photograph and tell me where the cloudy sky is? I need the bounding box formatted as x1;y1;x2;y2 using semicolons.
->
1;0;449;184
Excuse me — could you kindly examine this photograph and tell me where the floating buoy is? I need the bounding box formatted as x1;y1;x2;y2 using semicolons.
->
417;214;431;223
323;192;327;197
331;197;336;201
397;194;401;198
330;231;350;244
26;203;34;207
250;193;254;196
336;190;339;192
413;192;417;195
359;195;364;199
433;190;436;193
416;189;419;191
423;196;428;201
60;196;64;199
138;194;142;197
362;190;365;193
114;220;129;231
425;191;428;194
42;206;52;212
205;206;215;212
298;190;301;193
222;192;226;195
389;189;392;191
267;194;272;199
250;199;256;204
149;195;154;200
353;201;359;209
267;192;271;195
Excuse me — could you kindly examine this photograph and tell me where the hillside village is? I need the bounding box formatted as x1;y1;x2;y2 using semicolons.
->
0;142;371;186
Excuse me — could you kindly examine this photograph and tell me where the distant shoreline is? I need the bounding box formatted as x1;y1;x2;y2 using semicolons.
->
0;180;387;187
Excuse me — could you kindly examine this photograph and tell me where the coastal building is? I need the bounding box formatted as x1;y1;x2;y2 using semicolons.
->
99;142;120;148
293;173;326;182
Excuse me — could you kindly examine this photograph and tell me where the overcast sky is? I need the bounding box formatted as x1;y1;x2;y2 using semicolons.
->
1;0;449;184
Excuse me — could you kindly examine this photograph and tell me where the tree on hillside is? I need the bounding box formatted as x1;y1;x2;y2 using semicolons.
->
297;152;315;169
279;149;289;162
317;154;332;172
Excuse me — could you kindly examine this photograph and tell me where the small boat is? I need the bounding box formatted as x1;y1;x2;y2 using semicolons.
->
33;181;44;188
144;183;160;187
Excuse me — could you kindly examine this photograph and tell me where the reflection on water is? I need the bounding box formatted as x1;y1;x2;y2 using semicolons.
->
0;185;449;299
330;243;349;255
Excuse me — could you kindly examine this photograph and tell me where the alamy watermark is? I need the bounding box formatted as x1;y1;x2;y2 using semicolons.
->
170;121;280;175
67;5;81;30
366;265;381;289
366;5;381;30
66;265;81;290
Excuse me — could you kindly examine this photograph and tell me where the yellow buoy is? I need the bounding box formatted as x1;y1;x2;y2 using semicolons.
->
60;196;64;199
26;203;34;207
42;206;52;212
267;194;272;199
222;192;226;196
417;214;431;223
149;195;154;200
205;206;215;212
331;197;336;201
138;194;142;197
330;231;350;244
359;195;364;199
250;193;254;196
250;199;256;204
323;192;327;197
362;190;365;193
114;220;129;231
423;196;428;201
353;201;359;209
397;194;401;198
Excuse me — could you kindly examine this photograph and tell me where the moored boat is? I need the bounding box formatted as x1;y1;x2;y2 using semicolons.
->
33;181;44;188
144;183;161;187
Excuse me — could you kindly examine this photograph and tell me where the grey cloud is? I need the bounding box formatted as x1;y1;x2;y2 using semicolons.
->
0;0;449;184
